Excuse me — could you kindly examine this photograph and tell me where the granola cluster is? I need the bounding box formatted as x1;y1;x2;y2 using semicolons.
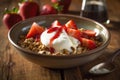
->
18;35;92;55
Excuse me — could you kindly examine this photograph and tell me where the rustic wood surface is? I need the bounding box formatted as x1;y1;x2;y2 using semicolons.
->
0;0;120;80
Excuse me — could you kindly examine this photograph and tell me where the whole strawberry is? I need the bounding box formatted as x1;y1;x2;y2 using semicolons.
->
51;0;72;13
19;0;40;20
41;4;58;15
3;8;22;29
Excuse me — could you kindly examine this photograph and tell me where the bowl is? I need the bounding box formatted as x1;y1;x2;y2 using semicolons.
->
8;14;111;68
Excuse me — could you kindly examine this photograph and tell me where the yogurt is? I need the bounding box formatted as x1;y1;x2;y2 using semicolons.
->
40;28;80;52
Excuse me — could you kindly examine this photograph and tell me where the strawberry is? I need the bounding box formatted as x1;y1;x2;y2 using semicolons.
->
80;38;96;50
51;0;71;13
47;27;59;33
26;22;44;38
65;20;77;30
19;0;40;20
62;25;67;32
2;8;22;29
51;20;61;27
67;28;81;40
41;4;58;15
35;34;40;42
51;0;58;3
83;30;96;37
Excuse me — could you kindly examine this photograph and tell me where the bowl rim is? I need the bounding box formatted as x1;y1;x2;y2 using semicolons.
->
8;14;111;58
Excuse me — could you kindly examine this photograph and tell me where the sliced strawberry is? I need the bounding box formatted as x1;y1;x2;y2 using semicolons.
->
83;30;96;37
62;25;67;32
67;28;81;40
51;20;61;27
65;20;77;30
47;27;59;33
26;22;44;38
35;34;40;42
80;38;96;50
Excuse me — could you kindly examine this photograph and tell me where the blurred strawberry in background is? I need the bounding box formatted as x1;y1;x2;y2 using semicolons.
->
41;4;58;15
18;0;40;20
2;0;72;30
51;0;72;13
3;8;22;29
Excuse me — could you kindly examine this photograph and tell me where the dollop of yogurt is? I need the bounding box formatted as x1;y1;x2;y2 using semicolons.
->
40;29;80;52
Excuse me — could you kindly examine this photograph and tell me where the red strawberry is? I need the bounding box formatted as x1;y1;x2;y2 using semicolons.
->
51;0;71;13
41;4;58;15
2;8;22;29
47;27;59;33
51;0;58;3
51;20;61;27
19;1;40;20
26;22;44;38
65;20;77;30
67;28;81;40
80;38;96;50
83;30;96;37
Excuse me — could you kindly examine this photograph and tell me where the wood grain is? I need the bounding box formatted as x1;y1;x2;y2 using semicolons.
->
63;67;82;80
0;0;120;80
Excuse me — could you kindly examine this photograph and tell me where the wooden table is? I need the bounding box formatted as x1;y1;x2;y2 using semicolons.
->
0;0;120;80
